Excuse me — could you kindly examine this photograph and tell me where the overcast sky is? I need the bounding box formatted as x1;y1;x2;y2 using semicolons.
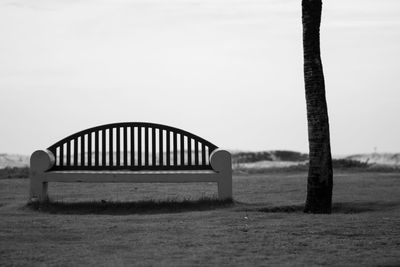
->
1;0;399;155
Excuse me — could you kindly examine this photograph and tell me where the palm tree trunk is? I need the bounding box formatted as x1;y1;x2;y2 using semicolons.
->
302;0;333;213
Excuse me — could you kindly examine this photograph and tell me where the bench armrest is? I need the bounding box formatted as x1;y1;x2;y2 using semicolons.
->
30;150;55;174
210;149;232;173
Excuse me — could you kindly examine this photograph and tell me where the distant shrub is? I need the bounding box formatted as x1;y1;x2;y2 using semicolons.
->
0;167;29;179
232;151;273;164
232;150;309;164
332;159;370;169
271;151;309;162
234;164;309;174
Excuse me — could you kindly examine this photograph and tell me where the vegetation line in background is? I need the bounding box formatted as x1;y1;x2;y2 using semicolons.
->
0;167;29;179
1;158;399;180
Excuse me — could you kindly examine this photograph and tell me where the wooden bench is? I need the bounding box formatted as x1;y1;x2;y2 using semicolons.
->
29;122;232;202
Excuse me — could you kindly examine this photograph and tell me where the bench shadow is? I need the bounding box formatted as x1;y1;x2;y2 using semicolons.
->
254;201;400;214
26;198;234;215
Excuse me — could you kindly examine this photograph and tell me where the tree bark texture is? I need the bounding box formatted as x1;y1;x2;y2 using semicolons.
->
302;0;333;214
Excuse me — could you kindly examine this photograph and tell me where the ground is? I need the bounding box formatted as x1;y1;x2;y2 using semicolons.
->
1;172;400;266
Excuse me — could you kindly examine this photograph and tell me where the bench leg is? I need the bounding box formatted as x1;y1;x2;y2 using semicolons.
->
30;177;48;202
218;172;232;200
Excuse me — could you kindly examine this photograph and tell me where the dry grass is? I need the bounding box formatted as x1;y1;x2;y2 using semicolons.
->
1;172;400;266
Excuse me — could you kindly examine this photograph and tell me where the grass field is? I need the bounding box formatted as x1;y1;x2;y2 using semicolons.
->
1;172;400;266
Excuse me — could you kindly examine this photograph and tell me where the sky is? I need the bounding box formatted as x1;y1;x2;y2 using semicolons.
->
0;0;399;155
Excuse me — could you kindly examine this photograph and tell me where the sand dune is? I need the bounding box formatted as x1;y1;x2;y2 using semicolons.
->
0;154;29;169
346;153;400;166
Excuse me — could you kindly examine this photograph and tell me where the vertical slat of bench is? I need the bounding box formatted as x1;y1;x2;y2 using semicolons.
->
59;145;64;166
195;141;199;165
206;146;210;165
102;129;106;166
66;140;71;166
188;137;192;166
152;127;156;166
145;127;149;166
116;127;120;166
166;130;170;166
202;143;206;166
123;126;127;167
159;128;163;166
109;128;113;166
173;132;177;166
73;138;78;166
95;131;99;166
180;134;185;166
88;133;92;167
53;147;58;166
138;126;142;166
130;126;135;167
81;135;85;166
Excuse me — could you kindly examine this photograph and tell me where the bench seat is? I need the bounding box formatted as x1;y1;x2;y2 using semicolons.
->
40;170;220;183
49;170;215;175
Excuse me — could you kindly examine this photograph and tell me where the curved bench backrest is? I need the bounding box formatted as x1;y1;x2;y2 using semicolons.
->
47;122;218;171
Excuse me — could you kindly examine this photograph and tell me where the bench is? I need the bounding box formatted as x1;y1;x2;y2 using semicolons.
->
29;122;232;202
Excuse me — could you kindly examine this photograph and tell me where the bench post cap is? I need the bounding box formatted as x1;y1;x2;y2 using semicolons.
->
30;150;55;173
210;149;232;172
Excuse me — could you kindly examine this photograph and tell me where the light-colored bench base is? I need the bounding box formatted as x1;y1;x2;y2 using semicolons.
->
30;150;232;202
